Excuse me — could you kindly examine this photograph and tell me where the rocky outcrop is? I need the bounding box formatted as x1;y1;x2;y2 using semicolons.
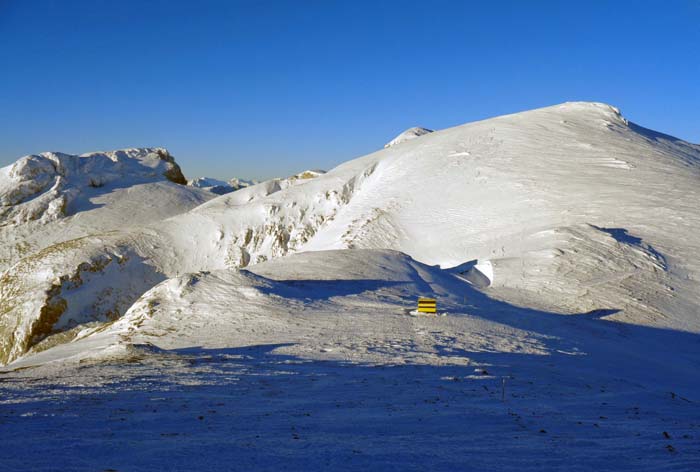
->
0;236;165;365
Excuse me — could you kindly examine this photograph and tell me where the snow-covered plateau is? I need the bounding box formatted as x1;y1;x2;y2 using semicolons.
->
1;102;700;471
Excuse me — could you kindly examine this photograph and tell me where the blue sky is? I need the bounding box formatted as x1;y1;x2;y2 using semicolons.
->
1;0;698;179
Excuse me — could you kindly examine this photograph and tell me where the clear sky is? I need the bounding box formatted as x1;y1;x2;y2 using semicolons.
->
1;0;698;180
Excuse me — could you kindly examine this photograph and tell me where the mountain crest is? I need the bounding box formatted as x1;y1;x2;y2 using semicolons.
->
384;127;434;148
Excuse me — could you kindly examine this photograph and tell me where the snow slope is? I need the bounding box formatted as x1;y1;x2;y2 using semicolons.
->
159;102;700;330
2;249;700;470
2;102;700;469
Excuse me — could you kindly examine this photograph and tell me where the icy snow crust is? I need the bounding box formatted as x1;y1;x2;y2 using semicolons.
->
2;102;700;470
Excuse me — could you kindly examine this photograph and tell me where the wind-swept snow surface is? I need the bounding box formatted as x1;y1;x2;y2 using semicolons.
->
3;249;700;471
2;103;700;470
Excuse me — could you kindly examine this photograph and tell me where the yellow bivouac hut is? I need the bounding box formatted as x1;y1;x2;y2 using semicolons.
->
417;297;437;314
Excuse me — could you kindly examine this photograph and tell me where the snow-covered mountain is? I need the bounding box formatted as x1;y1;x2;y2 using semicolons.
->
1;147;186;226
188;176;259;195
2;102;700;368
187;176;230;189
0;148;213;272
0;148;216;363
227;176;259;189
3;102;700;470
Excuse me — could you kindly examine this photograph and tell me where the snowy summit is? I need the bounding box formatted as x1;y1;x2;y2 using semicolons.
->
384;126;434;147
